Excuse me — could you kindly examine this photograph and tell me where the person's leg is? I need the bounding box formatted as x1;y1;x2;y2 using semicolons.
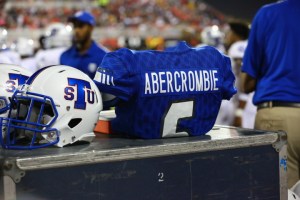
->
284;108;300;188
255;107;300;188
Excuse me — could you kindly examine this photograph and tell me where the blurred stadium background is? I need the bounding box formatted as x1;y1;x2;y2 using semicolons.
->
0;0;276;51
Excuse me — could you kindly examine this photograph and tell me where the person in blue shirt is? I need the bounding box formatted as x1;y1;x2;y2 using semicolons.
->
241;0;300;188
60;11;108;79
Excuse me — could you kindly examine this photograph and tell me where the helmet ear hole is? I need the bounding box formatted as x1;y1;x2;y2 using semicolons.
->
68;118;82;128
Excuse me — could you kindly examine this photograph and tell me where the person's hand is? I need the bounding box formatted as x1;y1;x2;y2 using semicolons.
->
233;116;242;127
233;108;243;127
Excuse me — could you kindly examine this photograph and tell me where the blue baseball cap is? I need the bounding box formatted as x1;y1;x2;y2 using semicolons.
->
68;11;95;26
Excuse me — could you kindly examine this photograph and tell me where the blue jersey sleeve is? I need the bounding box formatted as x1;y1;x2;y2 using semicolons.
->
93;51;135;101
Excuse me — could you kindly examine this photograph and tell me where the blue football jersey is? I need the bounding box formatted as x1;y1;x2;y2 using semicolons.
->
94;41;236;138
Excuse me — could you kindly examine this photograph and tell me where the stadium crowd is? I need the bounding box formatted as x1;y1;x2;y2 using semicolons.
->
1;0;225;31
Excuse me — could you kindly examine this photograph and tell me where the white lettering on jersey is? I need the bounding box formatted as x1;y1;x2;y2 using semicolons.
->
94;71;115;86
159;72;166;93
166;71;173;93
144;69;219;95
174;71;181;92
151;72;159;94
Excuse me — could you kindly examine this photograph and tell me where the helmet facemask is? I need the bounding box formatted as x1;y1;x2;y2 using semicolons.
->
0;97;9;116
0;90;59;149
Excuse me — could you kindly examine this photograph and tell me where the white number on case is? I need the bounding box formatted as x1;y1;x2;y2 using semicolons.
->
158;172;164;182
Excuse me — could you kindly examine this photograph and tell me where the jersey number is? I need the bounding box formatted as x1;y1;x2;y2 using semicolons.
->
161;100;194;138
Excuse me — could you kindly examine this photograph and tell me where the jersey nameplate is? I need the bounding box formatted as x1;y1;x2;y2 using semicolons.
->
143;69;219;96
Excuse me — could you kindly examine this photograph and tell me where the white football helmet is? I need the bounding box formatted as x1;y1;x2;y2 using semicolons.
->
11;37;35;57
0;64;32;118
201;25;224;47
0;65;102;149
43;23;72;49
